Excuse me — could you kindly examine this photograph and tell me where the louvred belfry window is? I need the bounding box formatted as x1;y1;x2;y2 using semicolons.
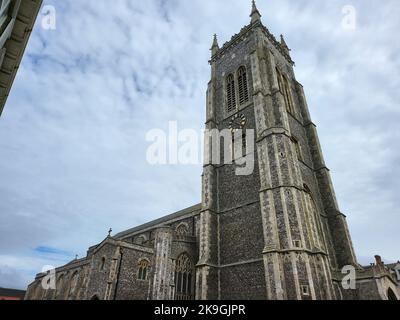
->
226;74;236;113
238;66;249;104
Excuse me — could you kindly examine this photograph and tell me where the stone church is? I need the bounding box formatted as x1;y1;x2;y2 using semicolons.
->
25;2;399;300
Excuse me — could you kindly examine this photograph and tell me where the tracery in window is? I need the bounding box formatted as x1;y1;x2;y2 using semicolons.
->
174;253;194;300
176;224;189;236
138;259;150;281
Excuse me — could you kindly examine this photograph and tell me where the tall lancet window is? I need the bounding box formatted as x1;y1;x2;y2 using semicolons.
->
226;74;236;113
137;259;150;280
68;271;79;299
303;184;324;251
276;67;283;92
237;66;249;105
174;253;194;300
283;75;294;115
276;68;294;115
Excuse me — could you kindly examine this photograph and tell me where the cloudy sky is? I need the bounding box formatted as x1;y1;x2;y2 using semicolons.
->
0;0;399;290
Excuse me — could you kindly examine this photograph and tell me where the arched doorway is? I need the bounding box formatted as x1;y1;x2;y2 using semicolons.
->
90;294;100;300
174;253;194;300
387;288;398;301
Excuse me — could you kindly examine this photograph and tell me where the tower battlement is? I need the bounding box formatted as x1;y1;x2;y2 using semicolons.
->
211;4;294;66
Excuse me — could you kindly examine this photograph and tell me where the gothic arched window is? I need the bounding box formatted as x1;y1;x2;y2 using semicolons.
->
174;253;194;300
388;288;398;300
291;136;303;161
100;257;106;271
135;235;146;245
237;66;249;105
55;274;65;300
138;259;150;281
276;67;283;92
176;223;189;236
226;74;236;113
68;271;79;298
282;75;294;115
276;68;294;115
303;184;324;250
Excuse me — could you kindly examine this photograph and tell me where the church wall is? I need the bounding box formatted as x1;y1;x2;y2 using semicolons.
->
86;243;119;300
25;258;91;300
62;266;87;300
219;260;266;300
85;242;154;300
216;160;260;212
361;282;380;300
219;202;264;265
114;248;154;300
25;278;45;300
216;104;260;208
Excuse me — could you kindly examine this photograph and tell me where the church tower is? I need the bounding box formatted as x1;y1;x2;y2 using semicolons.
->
196;1;358;300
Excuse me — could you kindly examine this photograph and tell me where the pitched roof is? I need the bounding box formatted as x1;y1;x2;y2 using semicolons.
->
115;203;201;239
